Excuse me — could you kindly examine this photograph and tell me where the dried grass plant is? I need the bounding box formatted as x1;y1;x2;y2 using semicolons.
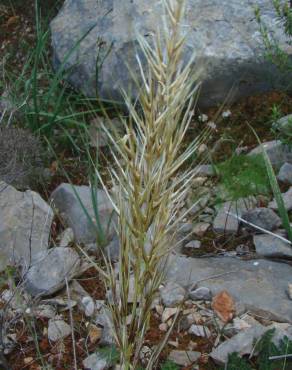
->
90;0;210;367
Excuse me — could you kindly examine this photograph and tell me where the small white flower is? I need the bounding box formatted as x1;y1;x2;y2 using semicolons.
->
198;113;208;122
222;110;232;119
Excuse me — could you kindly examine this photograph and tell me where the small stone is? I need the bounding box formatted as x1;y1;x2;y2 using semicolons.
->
81;296;95;317
288;284;292;300
193;222;210;237
162;307;179;323
241;207;281;231
34;305;56;319
278;162;292;185
83;351;111;370
178;223;193;234
183;240;201;251
195;164;215;177
189;324;211;338
253;234;292;259
24;357;33;365
213;198;256;234
189;287;211;301
160;282;186;307
269;187;292;211
48;318;71;341
235;244;250;255
159;323;168;332
168;350;201;366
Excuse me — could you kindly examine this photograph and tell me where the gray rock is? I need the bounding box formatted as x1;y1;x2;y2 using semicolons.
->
273;114;292;137
189;324;211;338
269;187;292;211
210;325;267;365
241;207;281;231
0;182;53;271
168;350;201;367
213;197;256;234
183;240;201;251
211;324;292;365
48;318;72;341
253;234;292;259
83;352;111;370
50;0;291;107
95;307;115;345
249;140;292;168
25;247;81;296
195;165;215;177
193;222;210;237
160;282;186;307
105;236;120;261
166;255;292;323
278;162;292;185
189;287;211;301
81;296;95;317
50;183;115;244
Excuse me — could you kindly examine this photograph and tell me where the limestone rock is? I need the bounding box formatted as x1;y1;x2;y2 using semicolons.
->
167;255;292;323
51;0;291;106
24;247;81;296
0;182;53;271
253;234;292;259
241;207;281;231
168;350;201;367
213;197;256;234
278;162;292;185
48;318;71;341
269;186;292;212
50;183;115;244
160;282;186;307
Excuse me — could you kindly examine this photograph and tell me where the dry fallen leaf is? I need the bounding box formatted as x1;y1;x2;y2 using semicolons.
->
88;324;102;344
211;290;235;323
6;16;20;27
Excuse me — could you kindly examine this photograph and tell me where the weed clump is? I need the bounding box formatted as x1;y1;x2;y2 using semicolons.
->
0;126;43;188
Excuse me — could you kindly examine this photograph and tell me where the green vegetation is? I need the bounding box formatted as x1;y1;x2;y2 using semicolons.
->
215;154;270;201
224;329;292;370
255;0;292;74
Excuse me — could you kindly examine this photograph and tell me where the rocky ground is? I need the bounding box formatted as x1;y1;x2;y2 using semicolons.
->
1;1;292;370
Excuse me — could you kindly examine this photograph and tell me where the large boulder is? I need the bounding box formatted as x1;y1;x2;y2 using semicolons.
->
0;182;53;271
50;0;291;107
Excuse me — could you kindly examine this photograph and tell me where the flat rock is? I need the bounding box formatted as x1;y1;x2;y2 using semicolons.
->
0;182;53;271
241;207;281;231
213;197;256;234
166;255;292;323
249;140;292;168
253;234;292;259
51;0;290;107
269;186;292;211
168;350;201;367
50;183;115;244
24;247;81;296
